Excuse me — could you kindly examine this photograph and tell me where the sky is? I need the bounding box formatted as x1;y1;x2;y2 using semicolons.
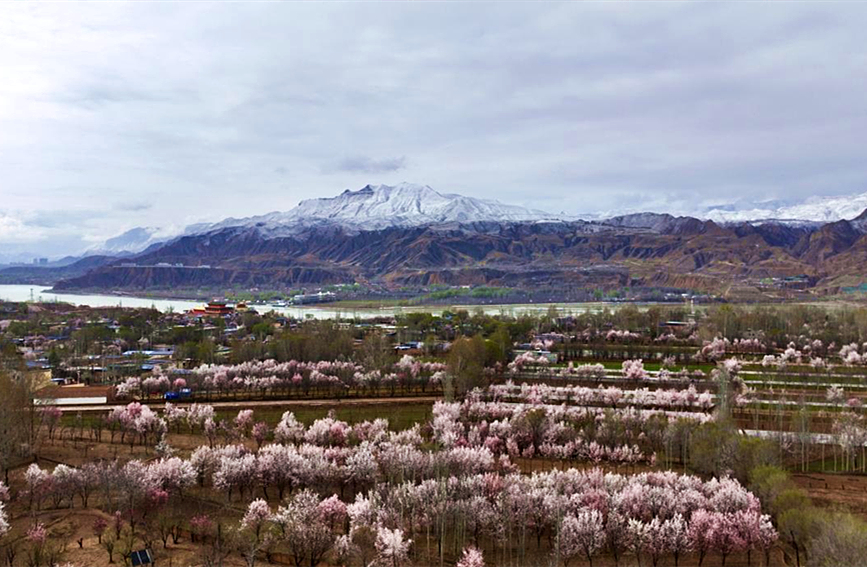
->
1;2;866;260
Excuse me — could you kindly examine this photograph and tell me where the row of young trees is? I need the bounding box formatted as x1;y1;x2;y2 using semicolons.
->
115;355;447;400
487;382;715;412
0;368;40;485
512;358;710;383
531;303;867;349
10;430;777;567
230;467;775;567
430;399;717;466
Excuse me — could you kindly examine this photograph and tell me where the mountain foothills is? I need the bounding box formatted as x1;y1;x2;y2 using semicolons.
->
25;183;867;298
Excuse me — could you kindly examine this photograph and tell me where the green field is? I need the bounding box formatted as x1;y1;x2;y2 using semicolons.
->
226;403;432;430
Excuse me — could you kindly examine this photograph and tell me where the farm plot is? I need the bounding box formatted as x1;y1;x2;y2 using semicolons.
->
1;391;784;567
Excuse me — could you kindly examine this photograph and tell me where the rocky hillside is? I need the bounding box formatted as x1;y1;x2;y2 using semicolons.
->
51;209;867;296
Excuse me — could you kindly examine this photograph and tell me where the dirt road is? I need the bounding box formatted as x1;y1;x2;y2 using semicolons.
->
56;395;441;412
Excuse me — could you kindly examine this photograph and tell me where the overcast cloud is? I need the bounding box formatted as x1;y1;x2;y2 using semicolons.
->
1;2;866;258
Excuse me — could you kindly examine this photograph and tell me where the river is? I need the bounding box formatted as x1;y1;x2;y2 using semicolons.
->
0;284;636;319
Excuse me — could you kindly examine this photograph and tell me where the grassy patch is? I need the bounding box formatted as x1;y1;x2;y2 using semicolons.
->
60;402;434;432
215;403;433;430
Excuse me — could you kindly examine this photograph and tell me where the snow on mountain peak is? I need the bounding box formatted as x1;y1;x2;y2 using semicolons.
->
95;184;867;256
703;191;867;224
209;182;555;235
295;182;552;225
94;183;557;254
87;227;169;255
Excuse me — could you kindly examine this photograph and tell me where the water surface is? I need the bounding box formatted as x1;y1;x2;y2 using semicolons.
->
0;284;640;319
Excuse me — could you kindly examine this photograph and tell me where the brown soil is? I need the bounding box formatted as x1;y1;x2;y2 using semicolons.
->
2;406;820;567
37;384;111;399
792;472;867;518
4;507;254;567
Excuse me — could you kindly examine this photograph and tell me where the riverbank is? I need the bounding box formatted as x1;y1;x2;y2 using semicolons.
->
0;284;661;319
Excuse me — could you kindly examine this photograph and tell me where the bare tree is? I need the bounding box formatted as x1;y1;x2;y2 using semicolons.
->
0;366;37;484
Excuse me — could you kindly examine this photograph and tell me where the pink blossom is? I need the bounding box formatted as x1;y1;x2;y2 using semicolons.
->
190;514;213;534
234;409;254;434
26;523;47;545
456;546;485;567
374;526;411;567
559;510;605;567
252;421;270;447
241;499;272;539
827;385;845;404
622;359;646;381
274;411;305;444
318;494;348;527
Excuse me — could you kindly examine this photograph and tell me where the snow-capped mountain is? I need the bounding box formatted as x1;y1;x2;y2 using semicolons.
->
93;183;867;256
88;223;212;255
702;191;867;224
90;227;165;254
206;183;555;236
92;183;557;253
45;183;867;296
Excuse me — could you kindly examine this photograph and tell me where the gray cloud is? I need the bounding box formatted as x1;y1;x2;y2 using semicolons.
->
328;155;407;174
1;2;866;255
113;202;153;213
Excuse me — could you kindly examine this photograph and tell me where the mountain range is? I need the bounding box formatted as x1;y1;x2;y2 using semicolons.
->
87;183;867;255
701;192;867;225
26;182;867;299
85;183;556;255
